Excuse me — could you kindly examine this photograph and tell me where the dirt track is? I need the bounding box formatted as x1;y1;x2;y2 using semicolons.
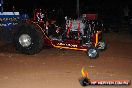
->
0;32;132;88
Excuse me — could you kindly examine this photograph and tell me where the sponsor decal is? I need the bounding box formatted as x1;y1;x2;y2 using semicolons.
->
57;43;78;48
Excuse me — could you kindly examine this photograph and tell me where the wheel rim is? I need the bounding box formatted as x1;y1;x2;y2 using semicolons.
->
19;34;32;47
88;48;97;58
98;42;105;49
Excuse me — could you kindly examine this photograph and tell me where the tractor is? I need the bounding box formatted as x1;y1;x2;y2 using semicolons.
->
0;1;106;59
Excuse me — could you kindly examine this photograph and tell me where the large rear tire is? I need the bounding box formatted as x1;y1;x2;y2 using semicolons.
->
14;24;44;55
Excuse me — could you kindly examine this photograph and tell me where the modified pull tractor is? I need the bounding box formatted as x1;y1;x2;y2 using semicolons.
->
13;9;107;59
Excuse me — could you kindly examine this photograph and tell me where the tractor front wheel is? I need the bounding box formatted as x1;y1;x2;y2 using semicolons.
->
87;47;99;59
97;41;107;52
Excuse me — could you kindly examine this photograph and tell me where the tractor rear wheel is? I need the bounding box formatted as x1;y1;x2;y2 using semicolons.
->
14;24;44;55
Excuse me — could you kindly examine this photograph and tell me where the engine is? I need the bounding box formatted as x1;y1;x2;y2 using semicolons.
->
65;16;103;45
66;18;86;35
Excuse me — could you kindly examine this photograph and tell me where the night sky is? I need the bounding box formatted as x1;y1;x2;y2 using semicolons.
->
2;0;132;16
3;0;131;9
